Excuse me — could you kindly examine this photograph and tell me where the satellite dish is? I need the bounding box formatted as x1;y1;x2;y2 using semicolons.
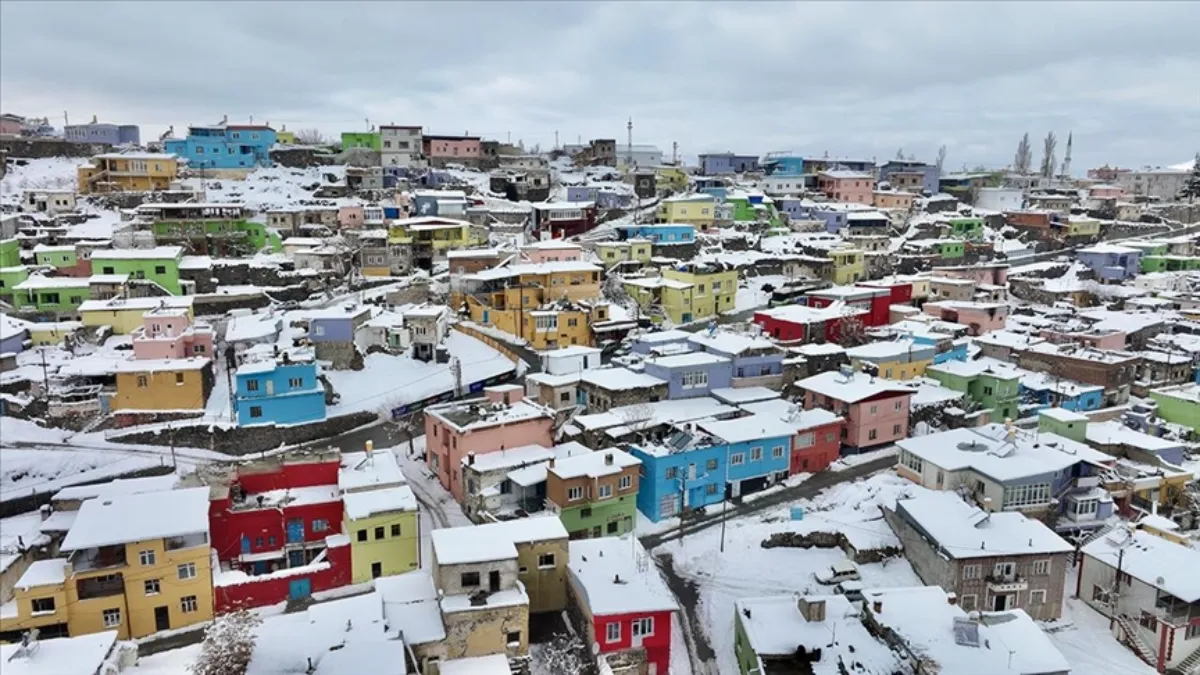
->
591;641;601;655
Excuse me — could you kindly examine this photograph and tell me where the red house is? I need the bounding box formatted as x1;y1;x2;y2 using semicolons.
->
207;451;352;611
568;537;679;674
754;304;869;344
741;399;846;474
530;202;597;239
857;279;913;309
807;286;890;327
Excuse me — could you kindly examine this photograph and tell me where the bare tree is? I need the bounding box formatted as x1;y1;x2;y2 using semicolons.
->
935;145;948;172
191;610;262;675
293;128;328;145
616;402;656;444
1013;133;1033;174
395;413;423;458
1040;131;1058;179
895;148;905;160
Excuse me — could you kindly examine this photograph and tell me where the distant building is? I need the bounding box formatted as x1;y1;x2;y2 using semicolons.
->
63;119;140;145
699;153;759;175
163;122;276;170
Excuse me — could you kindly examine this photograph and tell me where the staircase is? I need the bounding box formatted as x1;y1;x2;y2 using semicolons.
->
1115;614;1158;668
1069;523;1116;565
1169;642;1200;675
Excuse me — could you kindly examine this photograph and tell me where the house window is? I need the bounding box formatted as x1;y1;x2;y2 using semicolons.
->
30;598;55;614
102;608;121;627
144;579;160;595
506;631;521;645
1002;483;1052;509
606;621;621;643
357;529;367;542
681;370;708;389
461;572;480;587
1187;624;1200;640
894;400;904;411
750;447;763;462
289;377;303;388
900;450;924;475
315;325;326;336
869;405;877;416
313;519;330;532
139;549;156;566
993;562;1016;579
598;484;613;499
730;453;745;466
631;617;654;637
568;486;583;501
772;445;785;459
1032;559;1051;576
619;475;632;490
175;372;185;385
137;375;149;388
538;553;556;569
375;526;385;540
706;459;718;471
962;564;981;580
178;562;196;580
892;424;901;435
1030;590;1047;605
868;428;878;441
181;595;199;613
155;265;166;274
246;379;259;391
706;484;719;495
250;406;263;418
665;467;678;480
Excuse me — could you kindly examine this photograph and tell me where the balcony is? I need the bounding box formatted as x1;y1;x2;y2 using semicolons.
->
985;574;1028;593
77;573;125;600
165;532;209;551
731;373;784;389
70;545;127;573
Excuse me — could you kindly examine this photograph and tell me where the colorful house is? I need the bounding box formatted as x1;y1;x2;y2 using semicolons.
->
130;306;214;360
112;357;213;411
740;399;846;475
234;351;326;427
658;262;738;322
77;153;179;194
795;369;915;452
925;359;1021;422
1065;215;1101;237
11;275;90;312
688;330;785;389
642;351;732;399
545;449;641;538
1076;243;1141;281
163;123;276;170
699;153;759;174
458;261;606;349
91;246;185;295
752;303;869;344
341;131;381;151
922;300;1008;336
657;194;717;227
595;240;652;267
63;120;140;145
339;447;420;582
816;171;874;204
825;248;865;285
567;537;679;675
33;244;83;275
79;295;194;334
615;223;695;244
134;203;275;256
422;135;482;166
941;216;984;240
0;487;214;640
845;339;936;380
1148;384;1200;433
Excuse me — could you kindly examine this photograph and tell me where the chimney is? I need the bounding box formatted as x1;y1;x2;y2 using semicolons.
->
798;597;826;622
604;453;614;466
947;591;958;606
872;600;883;614
548;458;556;469
365;440;373;455
468;452;475;466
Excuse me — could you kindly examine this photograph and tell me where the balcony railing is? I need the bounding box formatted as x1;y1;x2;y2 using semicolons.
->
77;573;125;600
70;545;127;573
165;532;209;551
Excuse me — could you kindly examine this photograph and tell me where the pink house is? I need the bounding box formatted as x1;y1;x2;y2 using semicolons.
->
923;300;1008;336
1089;184;1124;199
794;370;914;452
338;205;364;229
1039;328;1127;351
0;115;22;136
817;171;875;205
521;240;583;263
423;135;482;163
131;307;215;360
423;384;555;501
930;262;1010;287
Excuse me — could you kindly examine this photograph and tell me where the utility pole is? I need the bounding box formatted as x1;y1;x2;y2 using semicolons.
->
1109;544;1127;630
626;117;633;170
39;349;49;394
224;345;237;423
168;423;178;470
554;130;559;150
450;357;462;399
63;110;69;127
672;141;678;166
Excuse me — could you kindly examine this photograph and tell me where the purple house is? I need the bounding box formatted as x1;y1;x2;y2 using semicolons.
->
63;122;140;145
687;332;784;388
810;206;848;233
699;153;760;175
566;186;599;202
642;352;733;399
1076;244;1141;281
630;329;695;355
0;315;31;356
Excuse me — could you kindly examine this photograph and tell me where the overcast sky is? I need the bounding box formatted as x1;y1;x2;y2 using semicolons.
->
2;1;1198;172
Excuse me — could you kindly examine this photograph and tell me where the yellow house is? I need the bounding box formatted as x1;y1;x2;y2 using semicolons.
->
653;166;689;192
826;247;865;285
845;339;935;380
77;153;179;194
276;129;296;145
458;261;606;349
388;217;488;248
1066;216;1101;237
26;320;84;347
594;240;652;267
339;447;420;583
663;263;737;322
112;358;212;411
657;194;717;227
0;487;214;640
80;296;195;334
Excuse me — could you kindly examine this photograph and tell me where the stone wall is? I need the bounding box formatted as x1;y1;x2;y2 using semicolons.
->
193;292;271;315
315;341;360;370
269;146;337;169
1100;221;1172;241
106;410;378;455
182;260;328;295
95;409;205;431
1;138;109;159
83;190;198;211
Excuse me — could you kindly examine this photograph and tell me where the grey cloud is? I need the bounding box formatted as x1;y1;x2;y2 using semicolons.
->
2;1;1198;169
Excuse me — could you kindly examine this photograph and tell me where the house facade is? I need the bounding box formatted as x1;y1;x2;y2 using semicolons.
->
163;124;277;170
546;450;641;539
77;153;177;194
816;171;874;204
339;447;420;583
234;352;326;427
112;357;212;411
91;246;184;295
795;370;914;452
130;307;214;360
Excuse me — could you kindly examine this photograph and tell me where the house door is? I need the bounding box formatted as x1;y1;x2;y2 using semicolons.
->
993;593;1012;611
154;606;170;631
286;519;305;543
288;550;305;568
489;570;501;592
482;310;490;324
289;578;312;600
371;562;383;579
241;536;251;554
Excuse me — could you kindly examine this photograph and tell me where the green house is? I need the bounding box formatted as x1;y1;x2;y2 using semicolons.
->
726;194;781;226
0;265;30;301
341;131;381;151
939;240;966;259
546;450;640;539
1036;407;1089;442
33;244;78;269
926;360;1020;422
91;246;184;295
1149;385;1200;433
11;275;90;312
945;216;984;240
0;238;21;268
1141;255;1200;273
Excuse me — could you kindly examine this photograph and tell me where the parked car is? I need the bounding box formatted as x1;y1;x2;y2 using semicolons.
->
834;579;864;603
814;559;860;585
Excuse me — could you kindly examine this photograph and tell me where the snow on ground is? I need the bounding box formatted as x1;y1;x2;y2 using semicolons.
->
0;157;79;201
0;446;164;499
126;644;201;675
660;472;925;675
177;165;357;212
325;331;517;417
1045;573;1156;675
729;274;788;314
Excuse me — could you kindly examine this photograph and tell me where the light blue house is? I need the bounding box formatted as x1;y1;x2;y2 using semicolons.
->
234;355;326;427
1076;244;1141;281
164;123;277;170
642;351;732;399
616;223;695;244
687;331;785;386
630;414;794;521
762;155;805;176
1020;375;1106;412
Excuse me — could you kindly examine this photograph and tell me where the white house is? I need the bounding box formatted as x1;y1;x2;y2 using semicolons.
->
541;345;602;375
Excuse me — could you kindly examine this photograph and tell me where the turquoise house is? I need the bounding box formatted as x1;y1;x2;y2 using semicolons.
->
234;355;326;427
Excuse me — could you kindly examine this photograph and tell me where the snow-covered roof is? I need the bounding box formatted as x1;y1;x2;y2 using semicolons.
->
863;586;1070;675
687;331;777;356
696;414;796;444
580;368;666;391
0;314;31;341
343;486;417;519
0;631;119;675
756;303;868;324
61;486;210;550
1078;243;1140;255
897;424;1108;482
736;594;900;669
90;245;183;260
15;558;68;590
895;491;1072;559
426;398;553;432
77;295;193;313
112;356;210;373
87;273;129;284
467;260;600;281
796;370;914;403
645;351;729;369
505;443;595;487
1086;420;1183;453
51;474;180;502
710;386;779;405
312;642;407;675
338;448;406;492
375;571;446;645
432;516;568;565
1084;528;1200;602
549;449;640;480
738;399;843;432
568;536;678;616
13;274;90;290
574;396;737;432
437;654;512;675
462;444;553;472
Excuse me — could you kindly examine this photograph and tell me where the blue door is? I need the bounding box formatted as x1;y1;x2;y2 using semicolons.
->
288;578;311;600
240;536;251;554
482;310;490;324
253;561;268;575
288;550;305;568
682;313;693;323
286;519;304;543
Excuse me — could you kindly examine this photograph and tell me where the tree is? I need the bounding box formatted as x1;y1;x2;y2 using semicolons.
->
293;128;328;145
395;413;422;458
1013;133;1033;174
935;145;947;172
1040;131;1058;179
1177;152;1200;203
896;148;905;160
615;402;656;443
191;610;262;675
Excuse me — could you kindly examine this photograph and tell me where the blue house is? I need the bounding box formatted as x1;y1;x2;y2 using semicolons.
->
1076;244;1141;282
630;414;795;521
698;153;759;175
566;186;598;202
1020;374;1105;412
693;178;726;191
616;223;695;244
630;329;694;355
234;355;326;427
762;155;805;177
878;160;940;195
687;331;785;386
642;351;732;399
163;123;277;170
